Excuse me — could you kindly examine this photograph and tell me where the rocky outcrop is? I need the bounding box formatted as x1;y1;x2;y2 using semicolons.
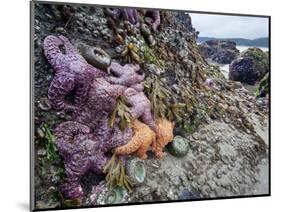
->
199;40;239;64
229;48;269;85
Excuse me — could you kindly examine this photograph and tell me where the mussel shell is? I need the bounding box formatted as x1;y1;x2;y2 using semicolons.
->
140;23;151;37
80;45;111;70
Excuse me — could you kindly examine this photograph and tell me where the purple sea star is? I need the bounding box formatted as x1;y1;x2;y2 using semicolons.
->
105;8;140;25
55;118;132;200
53;73;136;200
104;62;156;132
105;62;144;91
44;36;156;199
124;88;157;132
73;77;128;129
43;35;106;111
145;10;161;32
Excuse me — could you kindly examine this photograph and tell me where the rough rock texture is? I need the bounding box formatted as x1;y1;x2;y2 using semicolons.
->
229;47;269;85
33;2;269;210
199;40;239;64
128;119;268;202
229;57;259;85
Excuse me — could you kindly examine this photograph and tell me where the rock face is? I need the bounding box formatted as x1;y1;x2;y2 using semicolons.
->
229;48;269;85
129;120;268;202
199;40;239;64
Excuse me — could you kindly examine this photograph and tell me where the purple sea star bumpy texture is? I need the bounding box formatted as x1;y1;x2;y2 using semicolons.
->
105;62;156;132
55;118;132;199
54;76;134;199
105;8;140;25
124;88;157;132
105;62;145;91
74;77;127;129
44;35;156;200
43;35;106;111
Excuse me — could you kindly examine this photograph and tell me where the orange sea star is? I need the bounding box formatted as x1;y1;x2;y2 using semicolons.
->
152;118;175;159
114;119;156;160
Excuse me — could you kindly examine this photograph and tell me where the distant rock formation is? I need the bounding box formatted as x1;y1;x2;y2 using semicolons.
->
198;40;239;64
229;48;269;85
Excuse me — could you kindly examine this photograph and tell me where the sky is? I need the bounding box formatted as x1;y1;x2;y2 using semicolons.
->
189;13;269;39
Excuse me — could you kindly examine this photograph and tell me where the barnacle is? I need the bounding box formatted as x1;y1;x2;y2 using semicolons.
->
103;154;133;192
207;64;225;80
109;96;132;131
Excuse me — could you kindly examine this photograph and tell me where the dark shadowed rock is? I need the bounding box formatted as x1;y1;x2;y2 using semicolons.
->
199;40;239;64
229;48;269;85
229;57;258;85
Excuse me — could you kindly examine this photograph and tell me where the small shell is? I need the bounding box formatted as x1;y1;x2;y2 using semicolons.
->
115;34;124;45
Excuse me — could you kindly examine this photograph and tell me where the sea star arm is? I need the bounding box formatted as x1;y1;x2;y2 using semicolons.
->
109;62;124;76
48;72;76;111
55;121;91;159
74;81;91;106
140;108;157;132
106;63;144;87
133;9;140;26
58;35;80;55
55;121;90;141
43;35;66;72
131;83;144;92
105;8;121;19
146;10;161;32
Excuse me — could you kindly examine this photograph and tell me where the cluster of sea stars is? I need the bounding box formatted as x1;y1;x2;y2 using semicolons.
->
43;35;173;201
